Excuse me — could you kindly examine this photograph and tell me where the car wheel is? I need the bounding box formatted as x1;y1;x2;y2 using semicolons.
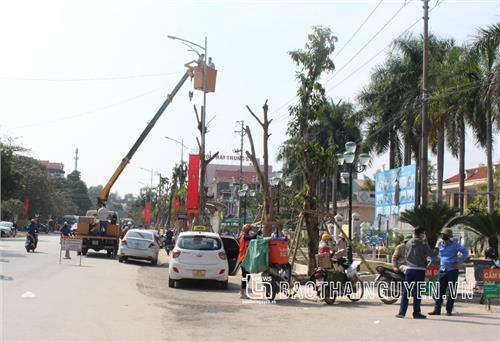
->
118;256;124;263
151;258;158;266
81;249;88;256
218;280;228;290
168;278;175;288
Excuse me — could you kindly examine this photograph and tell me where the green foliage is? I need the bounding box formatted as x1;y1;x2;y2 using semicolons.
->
49;177;77;217
400;202;459;247
465;171;500;214
11;155;53;218
66;170;92;215
449;212;500;254
284;26;339;271
1;198;24;221
0;141;23;201
360;176;375;191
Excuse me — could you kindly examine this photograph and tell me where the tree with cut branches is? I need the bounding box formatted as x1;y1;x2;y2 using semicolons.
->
285;26;338;273
245;100;274;237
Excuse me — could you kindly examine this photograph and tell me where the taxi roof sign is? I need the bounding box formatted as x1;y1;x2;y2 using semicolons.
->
192;225;208;232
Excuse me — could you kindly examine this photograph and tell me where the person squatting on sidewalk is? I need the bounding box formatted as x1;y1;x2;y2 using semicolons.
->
396;226;436;319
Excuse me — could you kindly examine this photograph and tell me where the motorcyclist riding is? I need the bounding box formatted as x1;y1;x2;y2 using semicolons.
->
27;219;39;248
164;228;174;256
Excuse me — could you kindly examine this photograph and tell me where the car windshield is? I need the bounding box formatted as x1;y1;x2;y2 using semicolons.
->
126;231;153;240
178;236;221;250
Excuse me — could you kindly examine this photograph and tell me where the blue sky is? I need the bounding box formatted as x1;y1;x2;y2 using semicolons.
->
1;0;499;195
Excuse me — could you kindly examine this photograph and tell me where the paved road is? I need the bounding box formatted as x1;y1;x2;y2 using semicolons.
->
1;235;499;341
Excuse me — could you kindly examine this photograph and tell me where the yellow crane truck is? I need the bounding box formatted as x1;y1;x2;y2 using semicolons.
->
75;67;193;258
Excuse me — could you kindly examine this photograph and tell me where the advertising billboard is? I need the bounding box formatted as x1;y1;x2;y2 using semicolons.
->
374;164;416;219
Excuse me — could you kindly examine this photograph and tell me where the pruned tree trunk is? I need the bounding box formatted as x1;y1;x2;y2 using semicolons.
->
486;112;495;213
458;118;465;214
245;100;274;236
436;121;445;203
404;139;412;166
331;172;338;215
389;130;396;170
304;176;320;273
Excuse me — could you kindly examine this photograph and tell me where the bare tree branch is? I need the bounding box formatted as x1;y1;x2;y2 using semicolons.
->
246;105;264;127
205;151;219;165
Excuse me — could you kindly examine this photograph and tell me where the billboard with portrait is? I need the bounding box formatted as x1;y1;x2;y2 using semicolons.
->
374;164;416;219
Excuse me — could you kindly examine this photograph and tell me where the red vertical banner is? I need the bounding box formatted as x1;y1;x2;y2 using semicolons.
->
24;196;30;217
144;202;151;225
187;154;200;218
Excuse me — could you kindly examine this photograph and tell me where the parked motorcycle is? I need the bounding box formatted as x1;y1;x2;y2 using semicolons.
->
310;258;364;305
261;263;295;301
39;224;50;234
25;234;37;253
375;265;404;304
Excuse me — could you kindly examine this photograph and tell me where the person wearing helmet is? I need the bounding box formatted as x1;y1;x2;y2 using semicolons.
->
319;232;331;254
27;219;39;248
238;224;256;299
392;234;413;273
429;228;469;316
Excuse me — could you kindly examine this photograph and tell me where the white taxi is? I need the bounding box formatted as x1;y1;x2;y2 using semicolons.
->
168;231;229;289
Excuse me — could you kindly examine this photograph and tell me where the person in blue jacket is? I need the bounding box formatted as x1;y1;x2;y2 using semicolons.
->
27;219;39;247
429;228;469;316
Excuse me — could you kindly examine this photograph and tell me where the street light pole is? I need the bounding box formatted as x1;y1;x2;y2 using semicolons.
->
347;169;353;263
336;142;371;264
165;136;187;163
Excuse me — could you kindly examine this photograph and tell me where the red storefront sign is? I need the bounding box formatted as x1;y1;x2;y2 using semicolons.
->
186;154;200;219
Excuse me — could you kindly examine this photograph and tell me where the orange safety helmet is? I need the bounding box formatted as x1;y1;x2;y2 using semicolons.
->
242;224;253;232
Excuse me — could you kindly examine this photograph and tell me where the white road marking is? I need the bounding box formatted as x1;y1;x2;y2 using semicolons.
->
21;291;36;298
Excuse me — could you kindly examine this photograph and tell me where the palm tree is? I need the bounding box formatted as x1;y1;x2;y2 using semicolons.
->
313;99;362;213
449;211;500;256
400;202;459;248
441;47;482;213
470;24;500;213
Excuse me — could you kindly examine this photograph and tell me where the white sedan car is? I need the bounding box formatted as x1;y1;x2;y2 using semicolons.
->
0;221;13;237
118;229;160;265
168;231;229;289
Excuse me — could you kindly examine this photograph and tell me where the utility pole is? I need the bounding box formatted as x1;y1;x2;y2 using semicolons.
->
234;120;245;227
74;148;79;171
420;0;430;207
198;36;208;224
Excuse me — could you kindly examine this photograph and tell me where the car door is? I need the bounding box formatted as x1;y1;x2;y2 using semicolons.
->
221;235;240;276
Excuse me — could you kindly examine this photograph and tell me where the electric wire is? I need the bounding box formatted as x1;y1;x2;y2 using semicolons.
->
0;71;180;82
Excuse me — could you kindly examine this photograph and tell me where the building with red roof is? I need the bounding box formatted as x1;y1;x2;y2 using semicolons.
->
443;163;500;209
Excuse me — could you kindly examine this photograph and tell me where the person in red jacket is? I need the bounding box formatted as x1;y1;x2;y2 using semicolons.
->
239;224;256;299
